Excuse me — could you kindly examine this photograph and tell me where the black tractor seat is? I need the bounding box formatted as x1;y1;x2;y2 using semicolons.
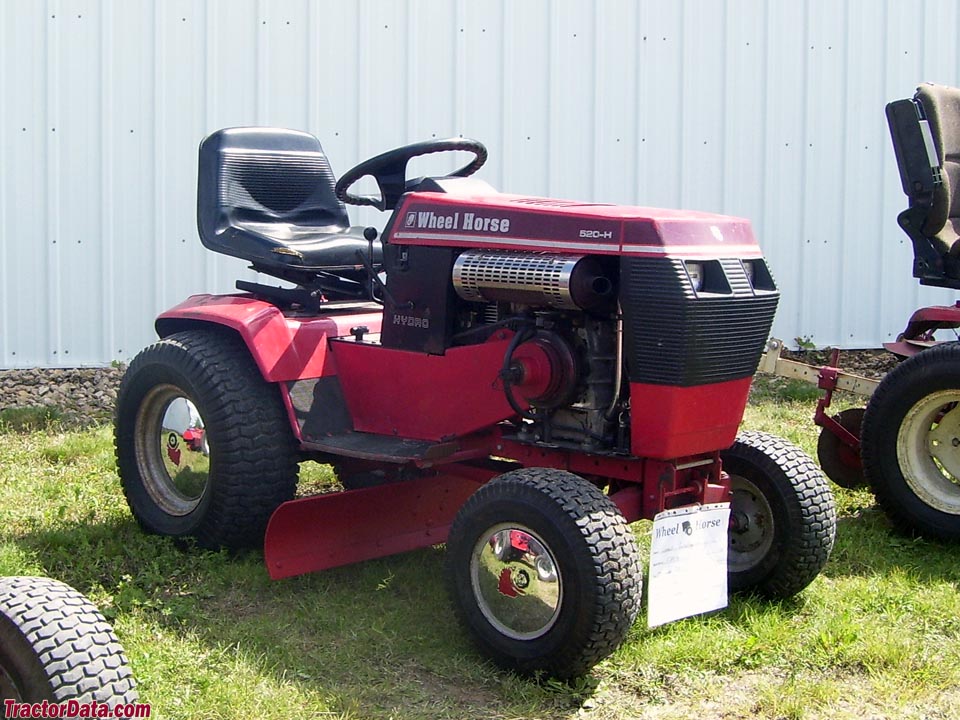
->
197;127;383;295
887;83;960;288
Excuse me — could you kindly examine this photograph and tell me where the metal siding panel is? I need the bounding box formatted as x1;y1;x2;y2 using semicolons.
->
502;0;549;197
457;1;504;186
637;1;684;209
155;1;211;312
8;0;960;369
839;0;888;348
879;0;925;344
593;0;638;205
405;0;456;142
358;2;409;154
679;0;725;213
349;0;411;229
205;0;258;129
0;3;5;365
262;0;311;131
2;4;51;367
721;1;766;227
309;0;359;173
546;1;594;201
53;0;104;365
923;0;958;85
108;0;166;360
761;1;808;345
797;0;847;348
0;3;8;366
202;0;263;292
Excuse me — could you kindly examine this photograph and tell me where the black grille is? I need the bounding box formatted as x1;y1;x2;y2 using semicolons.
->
620;257;779;386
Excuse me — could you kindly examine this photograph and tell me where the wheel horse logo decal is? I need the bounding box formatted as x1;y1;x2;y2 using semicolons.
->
405;212;417;228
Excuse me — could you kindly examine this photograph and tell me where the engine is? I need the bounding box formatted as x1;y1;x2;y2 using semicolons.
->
452;250;621;448
380;191;780;459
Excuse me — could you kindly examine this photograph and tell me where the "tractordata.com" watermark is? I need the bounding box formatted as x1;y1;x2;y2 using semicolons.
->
2;699;151;718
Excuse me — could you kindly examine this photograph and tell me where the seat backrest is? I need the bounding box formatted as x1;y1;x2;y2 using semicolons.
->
914;83;960;239
197;127;350;252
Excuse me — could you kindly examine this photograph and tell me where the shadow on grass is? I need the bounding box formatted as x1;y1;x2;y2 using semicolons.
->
8;508;904;719
9;517;601;719
820;507;960;585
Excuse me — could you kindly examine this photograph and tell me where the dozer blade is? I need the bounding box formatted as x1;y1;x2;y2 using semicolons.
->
264;473;482;579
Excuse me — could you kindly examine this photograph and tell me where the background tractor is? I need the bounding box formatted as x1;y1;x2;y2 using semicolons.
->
763;83;960;542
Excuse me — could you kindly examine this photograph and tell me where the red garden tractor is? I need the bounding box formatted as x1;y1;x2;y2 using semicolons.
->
764;83;960;543
114;129;836;678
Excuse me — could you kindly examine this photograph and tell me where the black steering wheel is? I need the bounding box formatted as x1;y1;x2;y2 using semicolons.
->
335;138;487;211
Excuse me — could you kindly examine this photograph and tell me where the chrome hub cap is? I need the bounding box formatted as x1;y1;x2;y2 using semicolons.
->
470;524;562;640
134;385;210;516
898;390;960;515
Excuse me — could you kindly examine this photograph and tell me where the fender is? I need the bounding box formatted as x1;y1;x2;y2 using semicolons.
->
155;294;382;382
883;303;960;357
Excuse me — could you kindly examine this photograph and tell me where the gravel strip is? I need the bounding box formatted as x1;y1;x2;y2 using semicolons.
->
0;367;126;427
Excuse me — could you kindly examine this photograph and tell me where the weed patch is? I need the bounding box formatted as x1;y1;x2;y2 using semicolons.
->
0;405;63;432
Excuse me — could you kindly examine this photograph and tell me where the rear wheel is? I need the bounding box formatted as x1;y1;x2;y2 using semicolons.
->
0;577;137;709
724;431;836;598
861;343;960;540
445;468;642;679
115;329;298;549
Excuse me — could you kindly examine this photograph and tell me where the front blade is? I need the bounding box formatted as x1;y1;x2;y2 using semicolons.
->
264;473;481;579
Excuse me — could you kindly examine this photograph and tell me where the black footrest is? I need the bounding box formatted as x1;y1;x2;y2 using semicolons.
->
301;431;459;464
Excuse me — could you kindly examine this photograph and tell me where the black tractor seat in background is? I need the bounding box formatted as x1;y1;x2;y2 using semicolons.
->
887;83;960;288
197;127;383;288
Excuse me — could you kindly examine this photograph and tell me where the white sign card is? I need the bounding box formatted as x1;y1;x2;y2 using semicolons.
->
647;502;731;628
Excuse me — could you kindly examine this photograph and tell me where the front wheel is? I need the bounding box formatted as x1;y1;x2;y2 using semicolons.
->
445;468;642;680
861;343;960;540
0;577;137;709
115;330;299;549
723;431;836;598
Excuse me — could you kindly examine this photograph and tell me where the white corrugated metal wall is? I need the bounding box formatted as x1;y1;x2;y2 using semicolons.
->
1;0;958;368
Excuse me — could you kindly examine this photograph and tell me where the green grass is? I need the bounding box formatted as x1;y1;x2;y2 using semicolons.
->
0;405;64;433
2;380;960;718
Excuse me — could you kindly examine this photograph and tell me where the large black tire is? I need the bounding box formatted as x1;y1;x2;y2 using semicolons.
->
0;577;137;710
724;431;836;598
115;329;298;549
861;343;960;540
445;468;642;679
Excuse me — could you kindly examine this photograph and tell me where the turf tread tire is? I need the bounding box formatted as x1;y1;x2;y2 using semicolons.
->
445;468;642;679
0;577;137;707
115;329;298;549
724;431;836;599
861;343;960;540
